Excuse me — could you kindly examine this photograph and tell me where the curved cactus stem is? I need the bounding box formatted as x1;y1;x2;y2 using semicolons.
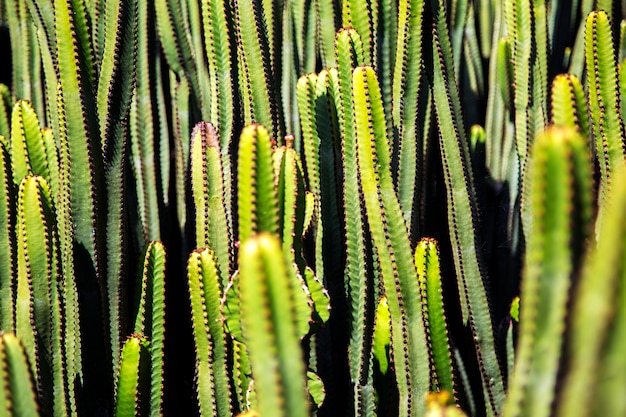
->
505;126;593;417
239;233;309;417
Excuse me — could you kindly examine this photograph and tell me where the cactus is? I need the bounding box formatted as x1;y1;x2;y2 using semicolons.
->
238;233;309;417
2;1;626;416
504;126;593;417
0;333;40;415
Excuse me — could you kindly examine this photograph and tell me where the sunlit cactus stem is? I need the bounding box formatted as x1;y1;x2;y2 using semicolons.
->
556;165;626;417
187;248;232;417
353;65;430;416
238;233;310;417
505;126;593;417
0;333;40;415
415;238;454;395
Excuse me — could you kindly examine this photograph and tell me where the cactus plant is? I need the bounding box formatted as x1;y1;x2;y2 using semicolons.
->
1;0;626;416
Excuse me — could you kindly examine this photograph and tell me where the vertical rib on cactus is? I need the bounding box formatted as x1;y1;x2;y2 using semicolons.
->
98;0;137;380
273;137;322;338
353;66;430;416
296;73;325;285
239;233;309;417
393;0;425;227
187;248;232;417
190;122;232;286
550;74;589;138
234;0;284;141
114;336;148;417
504;0;536;174
415;238;454;395
504;126;592;417
54;85;82;417
154;0;210;117
131;241;166;415
342;0;375;65
429;0;505;413
556;165;626;417
4;0;44;116
10;101;49;186
15;175;70;415
131;0;161;242
316;0;338;68
237;123;278;242
0;333;40;415
201;0;234;217
0;85;11;138
0;134;14;332
485;28;514;181
332;28;377;414
585;10;626;208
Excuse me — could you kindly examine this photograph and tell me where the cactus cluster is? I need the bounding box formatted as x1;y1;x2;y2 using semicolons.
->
1;0;626;416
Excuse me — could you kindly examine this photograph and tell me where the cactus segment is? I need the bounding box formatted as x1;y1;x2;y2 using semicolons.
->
237;124;278;242
550;74;589;138
187;248;231;417
0;135;14;332
585;10;626;206
238;233;309;417
331;31;377;413
429;2;505;413
393;0;425;227
415;238;454;395
131;241;166;414
273;139;317;338
201;0;234;212
234;0;283;140
114;336;148;417
341;0;374;65
353;65;430;416
10;101;47;186
0;85;11;139
504;0;534;171
0;333;40;416
190;122;232;285
154;0;209;116
505;126;593;417
96;0;137;154
373;297;391;375
556;165;626;417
